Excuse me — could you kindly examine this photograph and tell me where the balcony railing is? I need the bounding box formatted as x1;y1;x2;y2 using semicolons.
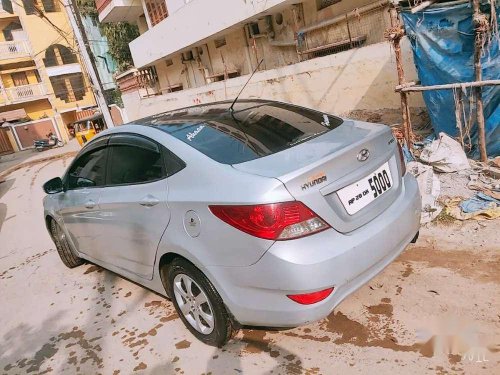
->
116;67;161;97
3;83;47;104
0;40;31;60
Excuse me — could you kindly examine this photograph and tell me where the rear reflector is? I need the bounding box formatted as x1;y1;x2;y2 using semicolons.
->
209;201;329;240
287;287;334;305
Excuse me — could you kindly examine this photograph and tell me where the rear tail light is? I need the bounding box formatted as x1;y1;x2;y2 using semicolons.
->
287;287;334;305
397;142;407;177
209;201;330;240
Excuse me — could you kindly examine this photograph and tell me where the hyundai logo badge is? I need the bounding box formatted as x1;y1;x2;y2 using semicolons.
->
357;149;370;162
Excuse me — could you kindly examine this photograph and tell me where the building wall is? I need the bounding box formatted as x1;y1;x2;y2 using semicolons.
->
122;39;424;122
5;128;20;152
303;0;376;24
0;99;54;120
11;118;58;149
12;2;95;109
130;0;298;67
146;0;397;93
109;104;124;125
114;0;426;131
0;1;98;148
81;15;118;90
1;69;39;88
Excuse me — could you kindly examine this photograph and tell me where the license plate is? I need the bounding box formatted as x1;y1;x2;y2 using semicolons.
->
337;162;393;215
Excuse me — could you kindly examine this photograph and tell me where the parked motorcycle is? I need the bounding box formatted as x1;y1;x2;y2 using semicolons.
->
33;132;64;152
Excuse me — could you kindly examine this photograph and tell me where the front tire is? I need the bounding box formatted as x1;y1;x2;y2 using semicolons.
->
50;219;84;268
164;259;236;347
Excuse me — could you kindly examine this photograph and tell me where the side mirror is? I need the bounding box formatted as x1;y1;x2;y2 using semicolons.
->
43;177;64;194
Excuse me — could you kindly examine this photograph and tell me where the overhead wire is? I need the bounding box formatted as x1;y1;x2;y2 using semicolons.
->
3;0;117;104
10;0;78;53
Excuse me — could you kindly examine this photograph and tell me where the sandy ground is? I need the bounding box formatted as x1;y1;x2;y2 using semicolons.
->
0;155;498;375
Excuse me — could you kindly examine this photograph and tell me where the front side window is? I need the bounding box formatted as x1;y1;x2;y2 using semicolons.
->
108;140;164;185
67;147;107;189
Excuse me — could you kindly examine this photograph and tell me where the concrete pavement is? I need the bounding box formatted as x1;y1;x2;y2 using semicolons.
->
0;159;498;374
0;139;81;176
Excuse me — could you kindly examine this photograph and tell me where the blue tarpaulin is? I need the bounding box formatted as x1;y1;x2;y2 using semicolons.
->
401;3;500;158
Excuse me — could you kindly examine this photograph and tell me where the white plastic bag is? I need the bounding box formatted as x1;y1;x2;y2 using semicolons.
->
419;133;470;173
407;161;442;223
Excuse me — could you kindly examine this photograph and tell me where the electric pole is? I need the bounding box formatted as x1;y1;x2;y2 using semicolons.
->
64;0;115;128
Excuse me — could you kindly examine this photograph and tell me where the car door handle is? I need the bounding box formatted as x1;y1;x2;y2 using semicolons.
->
140;195;160;207
85;199;96;209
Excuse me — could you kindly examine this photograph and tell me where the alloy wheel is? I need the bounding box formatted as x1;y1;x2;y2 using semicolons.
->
173;273;215;334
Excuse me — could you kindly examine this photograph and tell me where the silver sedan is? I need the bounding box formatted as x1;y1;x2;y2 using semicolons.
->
43;100;421;346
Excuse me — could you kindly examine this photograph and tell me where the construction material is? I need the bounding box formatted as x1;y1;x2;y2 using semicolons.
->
460;192;500;213
472;0;488;162
396;80;500;92
410;0;437;13
387;6;413;150
444;196;500;220
419;133;471;173
407;161;442;224
400;3;500;159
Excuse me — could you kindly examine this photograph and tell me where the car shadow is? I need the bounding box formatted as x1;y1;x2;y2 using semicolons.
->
204;327;305;374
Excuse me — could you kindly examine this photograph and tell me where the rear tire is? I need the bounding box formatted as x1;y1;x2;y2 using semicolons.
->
50;219;84;268
163;258;236;347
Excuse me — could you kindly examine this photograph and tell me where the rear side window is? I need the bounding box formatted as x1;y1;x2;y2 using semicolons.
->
164;148;186;177
68;147;107;189
107;137;164;185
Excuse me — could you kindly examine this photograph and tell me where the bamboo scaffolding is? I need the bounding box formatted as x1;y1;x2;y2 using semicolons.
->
386;6;414;150
472;0;488;162
389;0;496;160
395;79;500;92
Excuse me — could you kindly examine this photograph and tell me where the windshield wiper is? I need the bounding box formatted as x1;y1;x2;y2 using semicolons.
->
288;132;325;146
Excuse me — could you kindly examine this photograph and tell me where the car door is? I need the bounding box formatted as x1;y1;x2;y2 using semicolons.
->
58;137;109;257
95;134;171;279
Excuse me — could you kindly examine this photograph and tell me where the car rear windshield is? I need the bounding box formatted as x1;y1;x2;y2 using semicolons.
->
147;102;343;164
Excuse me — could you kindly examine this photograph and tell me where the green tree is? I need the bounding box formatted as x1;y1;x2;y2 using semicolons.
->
76;0;139;72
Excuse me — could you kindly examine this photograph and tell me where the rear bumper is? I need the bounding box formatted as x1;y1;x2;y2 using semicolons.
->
207;173;421;327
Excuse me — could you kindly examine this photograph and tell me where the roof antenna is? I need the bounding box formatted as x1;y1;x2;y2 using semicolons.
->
229;58;264;113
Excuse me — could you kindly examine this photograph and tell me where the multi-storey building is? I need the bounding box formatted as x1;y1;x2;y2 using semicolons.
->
0;0;96;154
96;0;424;123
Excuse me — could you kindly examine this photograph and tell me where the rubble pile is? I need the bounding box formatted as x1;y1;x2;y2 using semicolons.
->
403;133;500;224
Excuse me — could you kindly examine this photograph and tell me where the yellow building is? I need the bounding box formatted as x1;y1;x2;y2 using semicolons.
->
0;0;96;153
